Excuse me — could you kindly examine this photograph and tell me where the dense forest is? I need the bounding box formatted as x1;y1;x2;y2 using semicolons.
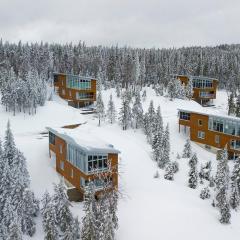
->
0;40;240;91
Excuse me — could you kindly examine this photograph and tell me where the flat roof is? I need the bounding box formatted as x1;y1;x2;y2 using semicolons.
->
46;125;120;154
53;72;97;81
171;74;218;82
178;108;240;122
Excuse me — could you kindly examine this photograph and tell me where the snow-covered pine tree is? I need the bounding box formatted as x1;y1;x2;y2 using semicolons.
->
229;180;240;210
152;106;163;163
175;79;186;99
215;149;230;209
164;162;174;181
21;189;39;236
219;202;231;224
7;211;22;240
81;182;98;240
3;120;17;166
42;198;59;240
118;93;132;130
188;153;198;189
167;78;176;100
231;158;240;194
107;94;116;124
96;90;105;126
132;92;144;129
185;77;193;100
160;124;170;169
200;187;211;199
235;96;240;117
182;138;192;158
52;181;74;233
228;93;235;116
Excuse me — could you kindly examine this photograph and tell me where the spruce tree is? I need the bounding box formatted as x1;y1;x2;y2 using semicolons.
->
152;106;163;163
96;90;105;126
185;77;193;100
229;180;240;210
219;202;231;224
132;92;144;129
21;189;38;236
52;181;73;233
188;153;198;189
107;94;116;124
228;93;235;116
235;96;240;117
118;94;132;130
7;212;22;240
164;162;174;181
42;199;59;240
160;124;170;169
182;139;192;158
200;187;211;199
81;183;98;240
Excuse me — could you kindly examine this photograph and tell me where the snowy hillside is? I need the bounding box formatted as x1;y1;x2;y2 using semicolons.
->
0;88;240;240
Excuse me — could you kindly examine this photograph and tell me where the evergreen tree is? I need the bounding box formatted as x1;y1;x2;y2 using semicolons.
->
81;183;98;240
185;77;193;100
188;153;198;189
7;212;22;240
235;96;240;117
42;199;59;240
96;91;105;126
160;124;170;168
164;162;175;181
107;94;116;124
229;180;240;210
219;202;231;224
118;94;132;130
3;120;17;166
182;139;192;158
21;189;38;236
152;106;163;162
228;93;235;115
132;92;144;129
52;181;73;233
215;149;230;209
200;187;211;199
167;78;175;100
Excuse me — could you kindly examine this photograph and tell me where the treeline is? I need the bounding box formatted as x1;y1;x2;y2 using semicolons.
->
1;40;240;92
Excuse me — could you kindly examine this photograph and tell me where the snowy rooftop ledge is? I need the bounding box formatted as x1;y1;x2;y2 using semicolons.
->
46;125;120;154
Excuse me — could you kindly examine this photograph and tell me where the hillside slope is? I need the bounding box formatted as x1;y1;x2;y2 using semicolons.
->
0;88;239;240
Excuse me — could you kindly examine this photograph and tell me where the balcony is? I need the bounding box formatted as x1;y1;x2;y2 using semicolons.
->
199;92;215;98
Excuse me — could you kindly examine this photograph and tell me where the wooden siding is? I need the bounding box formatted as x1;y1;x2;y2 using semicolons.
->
49;134;118;195
179;112;240;157
176;75;218;102
54;74;97;107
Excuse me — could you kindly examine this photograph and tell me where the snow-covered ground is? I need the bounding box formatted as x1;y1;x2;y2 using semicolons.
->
0;88;239;240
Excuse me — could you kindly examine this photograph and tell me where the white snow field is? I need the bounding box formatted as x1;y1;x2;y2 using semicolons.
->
0;88;240;240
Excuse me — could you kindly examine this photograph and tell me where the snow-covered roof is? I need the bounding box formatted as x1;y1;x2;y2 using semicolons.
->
46;126;120;154
53;72;97;81
178;107;240;122
170;73;218;82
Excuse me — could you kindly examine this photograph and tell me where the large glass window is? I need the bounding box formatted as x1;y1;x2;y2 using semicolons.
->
209;116;240;137
76;92;94;100
192;78;213;89
66;75;91;90
49;132;55;145
88;155;108;173
179;111;190;121
67;144;87;172
230;140;240;150
198;131;205;139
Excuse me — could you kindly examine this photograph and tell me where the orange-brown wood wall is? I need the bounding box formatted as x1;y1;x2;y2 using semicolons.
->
54;74;97;106
49;135;118;194
179;112;240;157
